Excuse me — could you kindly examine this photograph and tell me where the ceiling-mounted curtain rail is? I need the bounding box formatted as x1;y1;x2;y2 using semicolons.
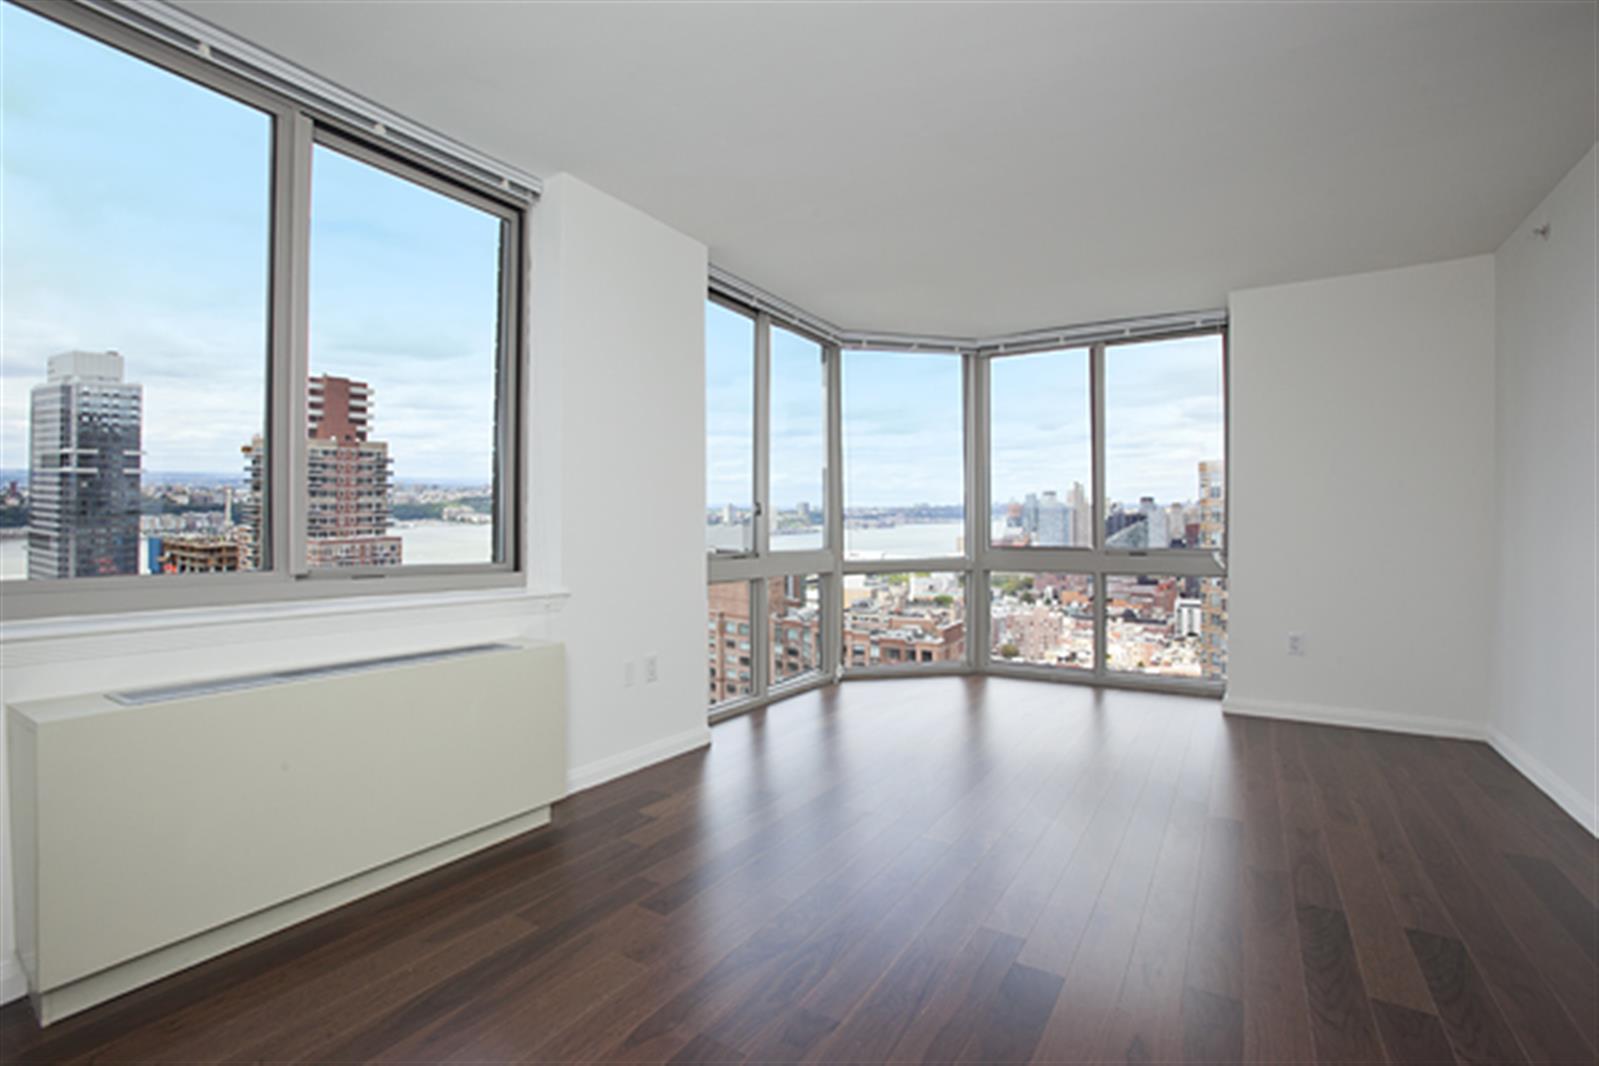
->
74;0;542;203
711;263;1225;356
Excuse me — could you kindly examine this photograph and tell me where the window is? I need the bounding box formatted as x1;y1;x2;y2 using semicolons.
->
708;580;754;706
1104;574;1226;681
843;573;965;670
0;2;527;618
842;351;964;561
989;572;1094;670
1104;334;1225;550
769;574;822;686
989;349;1092;548
1;3;270;584
705;300;756;554
769;326;826;552
301;142;509;570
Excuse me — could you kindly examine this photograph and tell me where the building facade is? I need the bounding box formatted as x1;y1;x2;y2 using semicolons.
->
27;350;142;579
241;374;402;569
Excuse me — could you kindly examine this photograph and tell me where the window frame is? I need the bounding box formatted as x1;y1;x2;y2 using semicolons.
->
973;327;1228;695
706;298;838;720
1;0;529;622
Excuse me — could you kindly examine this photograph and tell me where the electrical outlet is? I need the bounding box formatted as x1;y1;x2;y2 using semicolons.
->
623;660;636;687
1287;632;1306;657
644;654;659;684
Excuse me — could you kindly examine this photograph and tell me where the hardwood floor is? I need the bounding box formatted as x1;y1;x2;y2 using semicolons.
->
1;677;1593;1063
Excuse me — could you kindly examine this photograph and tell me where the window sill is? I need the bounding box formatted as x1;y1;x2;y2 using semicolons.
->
0;584;570;646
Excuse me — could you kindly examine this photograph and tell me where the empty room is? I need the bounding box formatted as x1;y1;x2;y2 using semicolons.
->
0;1;1594;1063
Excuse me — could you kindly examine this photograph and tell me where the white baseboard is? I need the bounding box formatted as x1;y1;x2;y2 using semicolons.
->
1222;696;1486;741
1;956;25;1007
1486;727;1598;837
567;725;711;796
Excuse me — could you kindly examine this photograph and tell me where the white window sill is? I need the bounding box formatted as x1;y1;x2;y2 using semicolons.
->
0;584;570;645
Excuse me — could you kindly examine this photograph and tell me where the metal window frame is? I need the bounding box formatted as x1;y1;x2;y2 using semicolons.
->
705;286;1229;712
1;0;530;622
707;298;839;718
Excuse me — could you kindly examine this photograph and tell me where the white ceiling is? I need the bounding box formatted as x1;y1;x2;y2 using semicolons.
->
177;0;1596;337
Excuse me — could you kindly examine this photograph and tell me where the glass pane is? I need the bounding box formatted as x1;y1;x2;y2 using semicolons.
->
1;5;271;581
770;326;825;552
708;580;754;705
305;144;503;569
706;301;755;553
769;574;822;685
989;572;1095;670
1105;574;1226;681
842;572;965;669
1104;334;1225;550
989;350;1092;547
842;351;964;560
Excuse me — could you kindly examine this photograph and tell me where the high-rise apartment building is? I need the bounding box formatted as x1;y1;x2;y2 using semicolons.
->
1068;481;1091;547
27;350;143;579
1197;459;1227;679
305;375;401;567
1035;490;1069;546
240;375;402;569
1198;459;1225;549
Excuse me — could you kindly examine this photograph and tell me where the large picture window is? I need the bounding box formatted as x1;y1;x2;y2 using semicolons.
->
705;300;756;555
1104;334;1226;550
989;348;1092;548
1;2;271;585
841;350;965;561
0;1;526;619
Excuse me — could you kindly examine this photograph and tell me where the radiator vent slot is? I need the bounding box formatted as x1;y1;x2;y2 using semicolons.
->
109;643;517;706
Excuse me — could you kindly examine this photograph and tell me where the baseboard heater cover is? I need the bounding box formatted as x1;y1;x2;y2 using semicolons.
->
8;638;566;1025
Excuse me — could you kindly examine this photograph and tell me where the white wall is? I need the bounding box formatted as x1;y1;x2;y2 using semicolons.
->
1226;255;1498;737
1490;143;1598;833
0;174;709;1004
535;173;711;786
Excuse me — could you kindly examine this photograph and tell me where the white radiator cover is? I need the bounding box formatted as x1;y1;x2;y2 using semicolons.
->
7;639;565;1024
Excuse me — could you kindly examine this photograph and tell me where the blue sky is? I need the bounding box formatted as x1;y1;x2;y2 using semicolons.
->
709;321;1223;511
1;4;500;483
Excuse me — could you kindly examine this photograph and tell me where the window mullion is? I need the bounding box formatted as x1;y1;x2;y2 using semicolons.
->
753;312;772;558
1091;342;1108;678
823;343;844;679
967;352;990;671
273;111;314;580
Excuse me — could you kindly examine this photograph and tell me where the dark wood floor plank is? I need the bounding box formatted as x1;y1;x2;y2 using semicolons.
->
1371;996;1460;1066
1447;741;1598;908
882;927;1024;1063
1300;724;1437;1013
1090;710;1224;1066
1011;705;1174;972
1504;853;1598;963
1369;735;1594;1065
1237;717;1316;1065
1296;903;1388;1064
1413;761;1599;1051
1028;708;1203;1063
1181;985;1244;1065
955;962;1064;1064
1405;927;1526;1066
0;680;1589;1066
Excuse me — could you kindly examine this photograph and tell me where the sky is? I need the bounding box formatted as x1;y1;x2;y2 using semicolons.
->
708;318;1223;511
1;4;501;484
